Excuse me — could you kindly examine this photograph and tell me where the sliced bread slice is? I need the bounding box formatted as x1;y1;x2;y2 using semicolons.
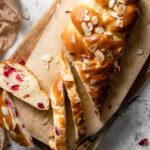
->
59;51;87;141
0;61;49;110
60;51;103;137
1;91;33;148
49;75;67;150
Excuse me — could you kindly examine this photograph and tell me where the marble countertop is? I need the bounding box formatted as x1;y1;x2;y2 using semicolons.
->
2;0;150;150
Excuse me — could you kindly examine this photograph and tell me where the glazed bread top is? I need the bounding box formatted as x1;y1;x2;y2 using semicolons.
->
62;0;139;111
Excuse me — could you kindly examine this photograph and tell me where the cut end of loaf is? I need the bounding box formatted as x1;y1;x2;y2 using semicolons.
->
0;61;49;110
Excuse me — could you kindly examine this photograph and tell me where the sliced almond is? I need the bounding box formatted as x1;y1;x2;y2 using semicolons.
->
110;11;121;19
41;54;53;63
90;86;99;92
64;74;74;82
88;44;98;53
105;32;113;38
87;22;93;31
1;107;9;116
117;0;126;4
21;11;30;20
91;16;99;25
113;4;118;12
83;59;90;63
89;80;96;85
81;22;92;36
95;27;104;34
82;15;90;22
85;74;90;79
95;50;105;61
136;49;144;55
117;4;126;17
109;0;116;8
82;63;87;71
65;8;72;14
116;19;124;28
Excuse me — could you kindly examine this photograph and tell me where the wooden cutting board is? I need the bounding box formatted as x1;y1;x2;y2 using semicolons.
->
8;0;150;148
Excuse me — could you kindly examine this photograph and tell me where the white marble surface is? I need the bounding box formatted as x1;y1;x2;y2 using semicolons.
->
2;0;150;150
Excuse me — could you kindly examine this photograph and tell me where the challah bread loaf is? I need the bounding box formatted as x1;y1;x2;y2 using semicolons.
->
49;75;67;150
59;51;86;141
0;91;33;147
0;61;49;110
62;0;139;113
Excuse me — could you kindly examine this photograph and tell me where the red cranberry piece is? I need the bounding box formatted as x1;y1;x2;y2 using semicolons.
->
37;103;45;109
18;59;25;65
139;138;149;146
5;99;11;107
23;94;30;98
16;74;23;82
11;85;20;91
13;108;19;118
55;127;60;136
4;65;16;77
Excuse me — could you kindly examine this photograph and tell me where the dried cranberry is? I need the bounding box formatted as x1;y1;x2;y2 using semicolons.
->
16;74;23;82
11;85;20;91
23;94;30;98
4;65;16;77
5;99;11;107
55;127;60;136
18;59;25;65
13;108;19;117
139;138;149;146
37;103;45;109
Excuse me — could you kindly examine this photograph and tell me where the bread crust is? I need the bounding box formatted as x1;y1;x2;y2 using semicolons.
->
0;91;33;147
49;75;67;150
59;51;87;141
62;0;139;113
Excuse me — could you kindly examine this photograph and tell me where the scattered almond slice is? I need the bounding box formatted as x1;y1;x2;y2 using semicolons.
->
81;22;91;36
109;0;116;8
117;0;126;4
95;27;104;34
21;11;30;20
88;44;98;53
91;16;99;25
110;11;121;19
117;4;126;17
116;19;124;28
63;73;74;82
136;49;144;55
95;50;105;61
82;63;87;71
41;54;53;63
87;22;93;31
82;15;90;22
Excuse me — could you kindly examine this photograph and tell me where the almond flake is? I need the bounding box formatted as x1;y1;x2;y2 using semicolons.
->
113;4;118;12
65;8;72;13
82;15;90;22
95;27;104;34
81;22;91;36
90;86;99;92
105;32;113;38
1;107;9;116
109;0;116;8
117;0;126;4
88;44;98;53
110;11;121;19
21;11;30;20
64;74;74;82
87;22;93;31
83;59;89;63
95;50;105;61
91;16;99;25
41;54;53;63
116;19;124;28
89;80;96;85
117;4;126;17
136;49;144;55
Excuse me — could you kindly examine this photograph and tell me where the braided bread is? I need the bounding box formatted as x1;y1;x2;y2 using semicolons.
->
59;51;86;141
62;0;139;113
0;61;49;110
0;91;33;147
49;75;67;150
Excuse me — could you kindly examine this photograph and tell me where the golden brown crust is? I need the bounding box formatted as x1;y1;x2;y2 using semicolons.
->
1;91;33;148
49;75;67;150
59;51;87;141
62;0;139;113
